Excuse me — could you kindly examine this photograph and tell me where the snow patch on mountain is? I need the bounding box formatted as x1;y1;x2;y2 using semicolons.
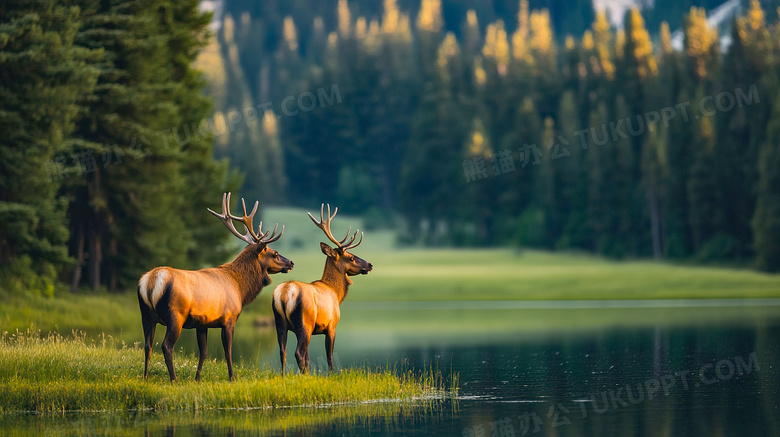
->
592;0;647;27
200;0;224;31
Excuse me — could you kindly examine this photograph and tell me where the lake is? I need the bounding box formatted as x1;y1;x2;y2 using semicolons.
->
4;299;780;436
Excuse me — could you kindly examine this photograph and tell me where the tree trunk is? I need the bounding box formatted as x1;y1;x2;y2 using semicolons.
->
70;222;85;293
109;238;118;293
648;185;662;259
88;227;102;291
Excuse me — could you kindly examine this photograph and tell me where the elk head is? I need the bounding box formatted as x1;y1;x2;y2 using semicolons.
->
309;204;372;284
208;192;293;284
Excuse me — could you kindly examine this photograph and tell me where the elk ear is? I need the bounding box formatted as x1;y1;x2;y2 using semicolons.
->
320;242;338;258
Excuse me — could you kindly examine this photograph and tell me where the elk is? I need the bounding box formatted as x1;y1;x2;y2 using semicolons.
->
272;204;372;375
138;193;293;382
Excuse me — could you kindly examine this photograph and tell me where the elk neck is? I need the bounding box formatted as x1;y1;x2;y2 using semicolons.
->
222;244;269;306
318;257;350;304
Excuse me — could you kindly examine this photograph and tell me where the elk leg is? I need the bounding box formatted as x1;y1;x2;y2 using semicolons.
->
141;310;156;380
221;321;236;381
273;310;288;375
294;330;311;374
161;320;183;382
325;330;336;373
195;327;208;381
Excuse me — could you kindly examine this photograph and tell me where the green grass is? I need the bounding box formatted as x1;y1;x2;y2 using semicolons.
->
271;248;780;302
0;331;452;414
0;293;140;333
1;247;779;334
262;206;780;301
354;248;780;300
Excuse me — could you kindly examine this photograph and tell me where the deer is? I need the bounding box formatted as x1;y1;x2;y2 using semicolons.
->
272;204;372;375
138;192;293;382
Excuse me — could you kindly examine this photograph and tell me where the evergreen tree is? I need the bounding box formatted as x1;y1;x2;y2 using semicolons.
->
641;121;667;259
586;102;612;254
753;99;780;272
398;35;467;244
0;0;98;294
712;0;772;258
663;88;695;258
65;0;235;291
165;0;243;268
683;7;718;83
686;99;721;256
555;90;590;250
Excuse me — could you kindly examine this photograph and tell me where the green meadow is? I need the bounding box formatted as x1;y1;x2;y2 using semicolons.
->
3;247;779;334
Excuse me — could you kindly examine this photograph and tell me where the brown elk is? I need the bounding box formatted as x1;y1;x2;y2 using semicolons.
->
272;205;372;375
138;193;293;382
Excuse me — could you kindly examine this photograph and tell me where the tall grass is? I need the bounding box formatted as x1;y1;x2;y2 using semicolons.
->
0;331;453;413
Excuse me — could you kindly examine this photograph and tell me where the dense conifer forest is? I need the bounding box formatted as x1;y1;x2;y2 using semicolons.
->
2;0;779;296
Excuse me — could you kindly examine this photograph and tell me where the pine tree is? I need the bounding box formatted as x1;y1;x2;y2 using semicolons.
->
535;117;559;248
591;10;615;81
337;0;351;38
613;94;641;257
461;117;497;244
507;96;543;247
753;100;780;272
529;9;555;72
511;0;530;64
663;88;694;258
0;0;98;294
710;0;772;258
621;7;656;117
555;90;590;250
66;0;234;291
641;121;667;259
686;97;721;256
398;36;467;244
461;9;481;60
416;0;443;81
587;102;612;254
482;20;510;76
166;0;242;268
683;7;718;82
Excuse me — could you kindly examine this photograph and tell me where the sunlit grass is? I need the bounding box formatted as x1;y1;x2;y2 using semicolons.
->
261;207;780;301
0;331;453;414
0;293;140;333
2;247;779;335
270;248;780;303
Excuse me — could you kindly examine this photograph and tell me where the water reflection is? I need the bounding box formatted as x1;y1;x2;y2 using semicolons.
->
3;301;779;436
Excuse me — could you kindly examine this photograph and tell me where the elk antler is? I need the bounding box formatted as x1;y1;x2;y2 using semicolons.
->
208;193;284;246
307;204;363;252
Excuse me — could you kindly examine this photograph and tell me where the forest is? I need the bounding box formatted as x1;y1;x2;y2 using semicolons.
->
207;0;780;269
1;0;780;298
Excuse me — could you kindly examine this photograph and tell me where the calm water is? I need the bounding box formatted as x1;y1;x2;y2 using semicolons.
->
4;299;780;436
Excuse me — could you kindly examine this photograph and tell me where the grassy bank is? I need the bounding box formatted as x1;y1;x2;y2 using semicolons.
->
0;293;139;333
0;331;450;413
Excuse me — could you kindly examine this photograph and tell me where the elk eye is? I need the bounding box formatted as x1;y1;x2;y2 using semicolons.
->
350;257;355;262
